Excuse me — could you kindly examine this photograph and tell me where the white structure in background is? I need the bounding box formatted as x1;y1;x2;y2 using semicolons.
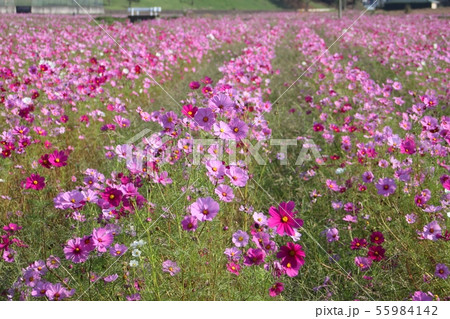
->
128;7;161;16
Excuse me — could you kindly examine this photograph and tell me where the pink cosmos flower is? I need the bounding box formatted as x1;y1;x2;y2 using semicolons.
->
268;201;303;236
355;256;372;271
46;255;61;269
243;248;266;266
269;282;284;297
370;231;385;244
92;228;114;252
63;237;90;263
400;137;416;155
225;166;249;187
45;283;74;301
181;215;198;232
226;262;240;275
412;291;433;301
162;260;180;276
224;247;242;261
109;243;128;257
3;249;15;263
209;94;234;113
190;197;220;222
422;221;441;241
48;150;68;167
326;228;339;242
215;184;234;202
25;173;45;190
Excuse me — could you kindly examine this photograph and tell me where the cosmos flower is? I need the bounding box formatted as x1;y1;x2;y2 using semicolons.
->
224;247;242;261
350;238;367;250
215;184;234;202
422;221;441;241
232;230;249;248
194;107;215;131
63;237;90;263
370;231;385;244
434;263;449;279
25;174;45;190
269;282;284;297
190;197;220;222
326;228;339;242
226;262;241;275
181;104;198;118
181;215;198;232
411;291;433;301
162;260;180;276
375;178;396;196
268;201;303;236
368;245;386;262
92;228;114;253
243;248;266;266
225;166;249;187
48;150;68;167
405;213;417;224
101;187;123;207
276;242;305;275
355;256;372;271
109;243;128;257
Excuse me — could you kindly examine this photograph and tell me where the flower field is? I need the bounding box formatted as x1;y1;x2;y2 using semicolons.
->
0;12;449;301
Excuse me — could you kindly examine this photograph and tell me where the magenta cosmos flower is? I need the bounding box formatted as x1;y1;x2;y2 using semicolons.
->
63;237;90;263
162;260;180;276
25;173;45;190
370;231;385;244
243;248;266;266
48;150;68;167
375;178;396;196
269;282;284;297
181;104;198;118
434;263;449;279
181;215;198;232
368;245;386;261
92;228;114;252
276;242;305;277
190;197;220;222
226;262;240;275
268;201;303;236
350;238;367;250
101;187;123;207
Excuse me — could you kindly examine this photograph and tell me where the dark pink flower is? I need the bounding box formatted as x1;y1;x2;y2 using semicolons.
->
267;201;303;236
25;173;45;190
